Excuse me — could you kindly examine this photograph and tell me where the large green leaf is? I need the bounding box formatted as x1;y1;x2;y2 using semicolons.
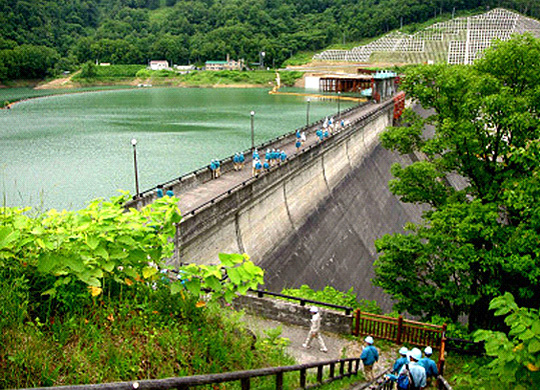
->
170;282;183;295
204;275;222;291
0;226;20;250
184;278;201;296
37;253;58;273
528;338;540;353
142;266;158;279
86;235;100;250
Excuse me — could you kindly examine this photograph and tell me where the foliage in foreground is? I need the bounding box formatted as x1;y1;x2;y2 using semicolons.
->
374;34;540;331
0;192;274;388
472;293;540;388
0;192;263;325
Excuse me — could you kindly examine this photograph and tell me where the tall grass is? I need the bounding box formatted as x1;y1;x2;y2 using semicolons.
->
0;279;294;389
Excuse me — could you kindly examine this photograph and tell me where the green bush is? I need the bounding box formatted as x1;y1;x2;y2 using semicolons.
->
280;285;381;314
0;193;281;388
74;64;146;80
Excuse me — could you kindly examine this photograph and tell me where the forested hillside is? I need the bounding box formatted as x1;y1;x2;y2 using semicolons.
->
1;0;539;81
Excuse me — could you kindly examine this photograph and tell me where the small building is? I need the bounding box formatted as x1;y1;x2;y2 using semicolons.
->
205;55;244;71
149;60;169;71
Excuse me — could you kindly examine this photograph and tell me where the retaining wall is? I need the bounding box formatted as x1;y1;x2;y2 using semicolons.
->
232;293;353;335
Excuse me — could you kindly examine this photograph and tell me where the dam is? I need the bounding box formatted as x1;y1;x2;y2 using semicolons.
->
130;94;424;311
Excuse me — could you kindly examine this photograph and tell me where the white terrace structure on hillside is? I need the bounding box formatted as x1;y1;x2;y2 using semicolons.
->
314;8;540;65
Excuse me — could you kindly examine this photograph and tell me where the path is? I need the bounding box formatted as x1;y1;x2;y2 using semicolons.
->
241;314;394;373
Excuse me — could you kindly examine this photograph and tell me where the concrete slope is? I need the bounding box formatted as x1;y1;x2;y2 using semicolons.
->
259;143;427;312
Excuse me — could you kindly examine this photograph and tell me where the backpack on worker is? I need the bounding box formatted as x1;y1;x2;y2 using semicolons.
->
397;364;418;390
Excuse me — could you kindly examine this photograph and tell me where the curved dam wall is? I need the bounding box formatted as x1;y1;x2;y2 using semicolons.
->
258;143;426;312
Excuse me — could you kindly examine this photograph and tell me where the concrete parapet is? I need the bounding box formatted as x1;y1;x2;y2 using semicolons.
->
232;293;353;335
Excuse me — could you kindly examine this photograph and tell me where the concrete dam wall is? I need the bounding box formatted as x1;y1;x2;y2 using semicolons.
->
173;99;426;311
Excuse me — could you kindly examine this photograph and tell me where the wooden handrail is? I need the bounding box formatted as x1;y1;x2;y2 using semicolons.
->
15;358;361;390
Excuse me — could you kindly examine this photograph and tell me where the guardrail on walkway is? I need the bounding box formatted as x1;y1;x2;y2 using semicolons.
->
128;101;369;206
17;358;361;390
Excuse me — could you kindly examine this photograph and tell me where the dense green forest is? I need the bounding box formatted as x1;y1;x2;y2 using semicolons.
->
1;0;540;81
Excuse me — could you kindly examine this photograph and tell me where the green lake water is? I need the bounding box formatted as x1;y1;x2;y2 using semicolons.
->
0;87;354;211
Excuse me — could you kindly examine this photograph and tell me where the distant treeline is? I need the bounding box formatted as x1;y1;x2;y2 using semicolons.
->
1;0;539;81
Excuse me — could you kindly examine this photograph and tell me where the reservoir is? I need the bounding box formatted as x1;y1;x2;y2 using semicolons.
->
0;87;354;211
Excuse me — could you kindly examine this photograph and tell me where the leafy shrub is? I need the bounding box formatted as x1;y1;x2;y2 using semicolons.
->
281;285;381;314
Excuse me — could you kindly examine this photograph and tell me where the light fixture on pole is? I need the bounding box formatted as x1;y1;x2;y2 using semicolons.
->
260;51;265;69
131;138;140;198
337;91;341;116
306;98;311;127
250;111;255;153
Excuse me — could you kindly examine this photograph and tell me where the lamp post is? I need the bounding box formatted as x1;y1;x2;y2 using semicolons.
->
260;51;265;69
337;91;341;116
131;138;140;198
250;110;255;153
306;98;311;127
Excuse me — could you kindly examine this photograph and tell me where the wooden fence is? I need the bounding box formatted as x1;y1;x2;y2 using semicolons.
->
353;311;446;347
353;310;447;376
16;358;361;390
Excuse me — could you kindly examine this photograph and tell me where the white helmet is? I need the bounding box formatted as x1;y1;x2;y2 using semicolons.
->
424;346;433;356
309;306;319;313
399;347;408;356
410;348;422;361
365;336;374;344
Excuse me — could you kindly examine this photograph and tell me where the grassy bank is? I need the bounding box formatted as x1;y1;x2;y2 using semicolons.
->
0;67;304;107
71;65;303;88
0;197;292;389
1;290;294;388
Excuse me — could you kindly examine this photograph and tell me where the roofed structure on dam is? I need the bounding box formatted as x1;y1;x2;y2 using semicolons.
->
314;8;540;65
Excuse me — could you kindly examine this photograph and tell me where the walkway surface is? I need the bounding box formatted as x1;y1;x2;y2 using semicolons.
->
175;100;387;215
241;314;393;372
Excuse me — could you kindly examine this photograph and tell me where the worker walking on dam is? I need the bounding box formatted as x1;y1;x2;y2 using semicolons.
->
302;306;328;352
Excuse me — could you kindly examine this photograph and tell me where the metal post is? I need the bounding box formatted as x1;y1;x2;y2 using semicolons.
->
337;91;341;116
131;138;140;198
250;111;255;153
306;98;310;127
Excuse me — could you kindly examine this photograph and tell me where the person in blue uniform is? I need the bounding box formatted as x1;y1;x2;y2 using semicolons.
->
419;346;438;385
360;336;379;381
393;347;409;374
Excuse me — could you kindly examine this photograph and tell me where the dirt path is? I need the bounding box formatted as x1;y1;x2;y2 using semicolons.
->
241;314;394;374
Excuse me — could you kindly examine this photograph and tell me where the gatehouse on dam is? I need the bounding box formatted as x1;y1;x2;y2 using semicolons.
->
130;95;425;311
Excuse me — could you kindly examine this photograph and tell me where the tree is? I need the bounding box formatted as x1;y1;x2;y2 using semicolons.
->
373;35;540;331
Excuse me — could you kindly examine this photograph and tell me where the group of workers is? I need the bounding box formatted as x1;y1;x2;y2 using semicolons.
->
252;148;287;176
302;307;438;390
207;116;353;180
358;335;439;389
386;344;438;389
155;185;174;198
209;159;222;179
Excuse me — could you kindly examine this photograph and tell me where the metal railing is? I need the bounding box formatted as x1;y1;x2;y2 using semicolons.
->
127;99;380;208
252;289;354;315
16;358;361;390
178;99;393;218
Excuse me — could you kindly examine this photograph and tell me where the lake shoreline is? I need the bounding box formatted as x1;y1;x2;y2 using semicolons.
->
0;79;277;109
